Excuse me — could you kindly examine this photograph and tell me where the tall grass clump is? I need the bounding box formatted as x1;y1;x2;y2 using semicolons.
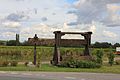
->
96;49;104;65
107;48;115;66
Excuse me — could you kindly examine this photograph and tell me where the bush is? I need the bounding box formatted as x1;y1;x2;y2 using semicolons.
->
76;60;101;68
24;61;29;66
6;40;16;46
10;61;18;66
59;59;101;68
107;49;115;66
96;49;104;65
36;61;41;68
0;61;9;67
115;60;120;65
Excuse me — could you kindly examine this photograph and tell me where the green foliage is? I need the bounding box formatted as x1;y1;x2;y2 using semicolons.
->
96;49;104;65
36;52;42;68
115;60;120;65
58;50;100;68
0;46;115;63
21;41;29;46
92;42;112;48
59;59;101;68
6;40;16;46
0;40;6;45
10;61;18;66
113;43;120;48
24;61;29;66
107;49;115;66
76;60;101;68
0;61;9;67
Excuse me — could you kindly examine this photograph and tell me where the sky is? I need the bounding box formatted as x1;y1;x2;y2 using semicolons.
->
0;0;120;43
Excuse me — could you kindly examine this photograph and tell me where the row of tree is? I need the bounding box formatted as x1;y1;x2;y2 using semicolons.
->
0;40;120;48
91;42;120;48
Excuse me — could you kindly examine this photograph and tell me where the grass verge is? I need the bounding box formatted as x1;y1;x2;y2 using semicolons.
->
0;64;120;74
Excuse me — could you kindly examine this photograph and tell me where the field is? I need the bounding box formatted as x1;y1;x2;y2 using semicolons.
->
0;46;116;61
0;46;120;73
0;46;85;61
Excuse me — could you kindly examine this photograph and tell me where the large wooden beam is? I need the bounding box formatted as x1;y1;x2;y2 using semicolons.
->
60;39;87;46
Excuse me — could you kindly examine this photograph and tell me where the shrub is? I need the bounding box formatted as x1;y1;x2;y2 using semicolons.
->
24;61;29;66
36;61;41;68
10;61;18;66
115;60;120;65
67;59;77;68
0;61;9;67
96;49;104;65
59;59;101;68
77;60;101;68
107;49;115;66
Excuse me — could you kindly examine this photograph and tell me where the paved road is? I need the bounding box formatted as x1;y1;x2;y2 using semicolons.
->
0;71;120;80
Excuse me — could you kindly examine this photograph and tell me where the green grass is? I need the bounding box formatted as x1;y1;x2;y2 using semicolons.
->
0;64;120;74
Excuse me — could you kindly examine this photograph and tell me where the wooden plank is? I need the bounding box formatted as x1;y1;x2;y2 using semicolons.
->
60;39;87;47
28;38;87;46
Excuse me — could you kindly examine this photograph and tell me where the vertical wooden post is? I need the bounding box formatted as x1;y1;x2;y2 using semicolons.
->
53;31;61;65
33;34;38;65
34;43;37;65
84;32;92;56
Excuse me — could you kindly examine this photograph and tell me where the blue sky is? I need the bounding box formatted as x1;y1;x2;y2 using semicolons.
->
66;0;78;4
0;0;120;43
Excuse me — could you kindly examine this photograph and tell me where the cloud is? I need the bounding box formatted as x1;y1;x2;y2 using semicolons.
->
41;17;48;22
2;21;21;28
2;32;15;37
15;0;25;1
102;4;120;26
89;24;96;33
67;22;78;26
0;0;120;43
6;13;29;22
103;30;117;38
68;0;120;27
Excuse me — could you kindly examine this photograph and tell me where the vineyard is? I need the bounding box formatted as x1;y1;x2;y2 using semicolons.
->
0;46;116;62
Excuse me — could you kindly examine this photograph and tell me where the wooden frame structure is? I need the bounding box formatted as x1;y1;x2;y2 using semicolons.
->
52;31;92;65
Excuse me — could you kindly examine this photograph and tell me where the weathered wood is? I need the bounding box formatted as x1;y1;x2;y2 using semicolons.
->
28;31;92;65
28;38;87;47
33;34;38;65
52;31;92;65
34;43;37;65
28;38;54;46
60;39;87;46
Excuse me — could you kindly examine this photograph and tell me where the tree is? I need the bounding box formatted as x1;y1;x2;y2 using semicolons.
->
92;42;112;48
113;43;120;48
16;34;20;46
21;41;29;46
6;40;16;46
0;40;6;45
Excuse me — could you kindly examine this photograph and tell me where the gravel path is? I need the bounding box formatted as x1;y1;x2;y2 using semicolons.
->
0;71;120;80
